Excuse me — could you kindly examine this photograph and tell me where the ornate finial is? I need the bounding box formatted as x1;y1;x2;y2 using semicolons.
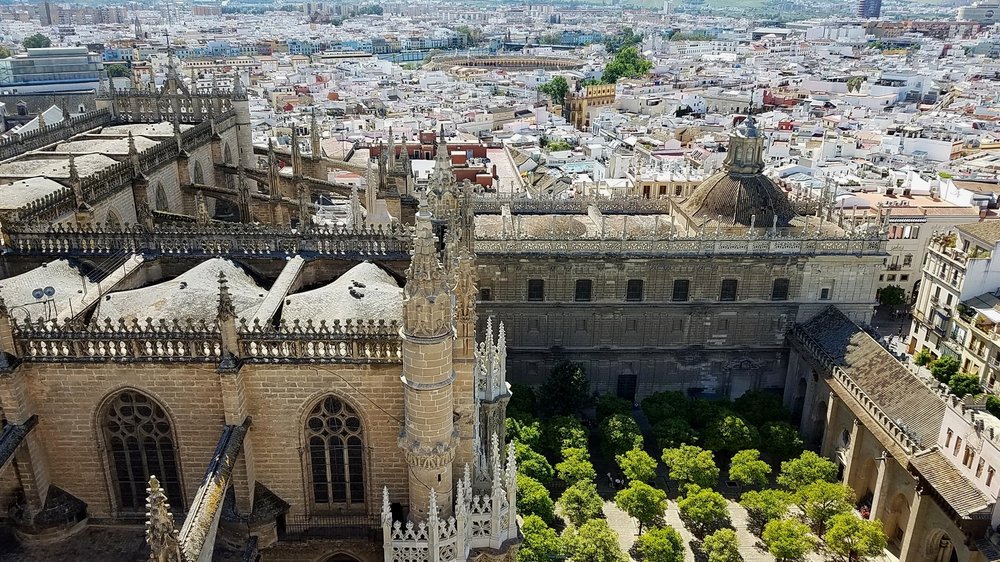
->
350;183;363;227
490;432;502;482
428;488;439;522
231;74;246;101
68;153;79;183
61;102;70;120
36;111;46;130
217;271;235;320
506;441;517;483
145;475;181;562
381;486;392;527
310;107;321;158
297;181;311;232
196;191;209;225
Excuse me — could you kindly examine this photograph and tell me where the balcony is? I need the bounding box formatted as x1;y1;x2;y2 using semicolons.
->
887;264;901;271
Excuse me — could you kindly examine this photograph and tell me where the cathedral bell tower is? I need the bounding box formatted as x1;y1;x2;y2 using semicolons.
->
400;201;459;519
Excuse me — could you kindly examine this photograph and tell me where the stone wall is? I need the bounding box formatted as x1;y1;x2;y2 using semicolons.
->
478;253;880;396
8;360;410;521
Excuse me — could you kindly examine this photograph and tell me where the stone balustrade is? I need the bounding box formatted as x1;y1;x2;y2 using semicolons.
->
10;316;404;365
3;221;414;260
477;234;886;257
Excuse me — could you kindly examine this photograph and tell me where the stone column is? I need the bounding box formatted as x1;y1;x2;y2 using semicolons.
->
897;486;928;562
0;368;48;512
868;452;892;525
842;419;864;488
820;392;839;457
400;206;457;519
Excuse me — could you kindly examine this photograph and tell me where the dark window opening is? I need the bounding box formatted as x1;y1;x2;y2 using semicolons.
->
626;279;644;302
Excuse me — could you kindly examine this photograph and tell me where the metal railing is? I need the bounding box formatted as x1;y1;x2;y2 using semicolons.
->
280;513;382;542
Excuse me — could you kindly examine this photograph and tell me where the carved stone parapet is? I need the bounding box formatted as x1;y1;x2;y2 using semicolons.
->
399;431;459;469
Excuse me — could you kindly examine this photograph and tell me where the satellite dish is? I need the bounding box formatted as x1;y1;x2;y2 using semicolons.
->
31;288;43;300
43;287;55;297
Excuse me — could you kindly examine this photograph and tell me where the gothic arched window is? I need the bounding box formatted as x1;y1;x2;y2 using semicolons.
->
154;183;169;212
193;161;205;185
104;390;183;512
306;396;365;509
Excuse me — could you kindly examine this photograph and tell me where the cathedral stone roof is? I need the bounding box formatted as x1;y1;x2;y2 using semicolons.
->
95;258;266;323
282;261;402;325
682;170;796;227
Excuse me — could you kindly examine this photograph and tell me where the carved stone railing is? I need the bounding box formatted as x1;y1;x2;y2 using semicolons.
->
5;113;236;226
238;318;402;363
10;316;405;365
3;221;414;260
0;109;113;161
472;194;672;215
476;234;886;258
12;317;224;363
788;322;921;454
381;441;519;562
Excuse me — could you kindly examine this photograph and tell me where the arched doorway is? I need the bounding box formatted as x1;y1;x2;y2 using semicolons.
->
925;531;958;562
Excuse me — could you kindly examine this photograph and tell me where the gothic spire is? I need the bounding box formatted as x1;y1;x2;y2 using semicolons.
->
231;73;247;101
310;108;321;158
145;476;181;562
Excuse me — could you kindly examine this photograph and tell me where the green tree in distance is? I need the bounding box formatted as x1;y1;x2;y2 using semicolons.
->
762;519;815;562
601;46;652;84
733;391;789;426
563;519;629;562
824;513;889;562
760;422;804;461
540;362;591;415
538;75;569;107
23;33;52;49
615;480;667;533
604;27;643;54
795;481;855;534
877;285;906;306
677;485;730;539
515;441;554;486
777;451;837;491
558;480;604;527
617;446;658;483
601;413;644;457
729;449;771;488
702;528;742;562
541;415;588;457
704;414;759;454
740;489;793;536
662;444;719;491
556;447;597;486
516;474;555;525
0;46;11;58
517;515;563;562
634;526;685;562
948;373;982;397
930;355;960;383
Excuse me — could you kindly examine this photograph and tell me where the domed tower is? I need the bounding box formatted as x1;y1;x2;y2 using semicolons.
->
682;116;795;227
399;202;459;518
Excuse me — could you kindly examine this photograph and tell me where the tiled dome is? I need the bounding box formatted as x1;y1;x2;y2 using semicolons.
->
683;170;795;227
682;115;796;227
